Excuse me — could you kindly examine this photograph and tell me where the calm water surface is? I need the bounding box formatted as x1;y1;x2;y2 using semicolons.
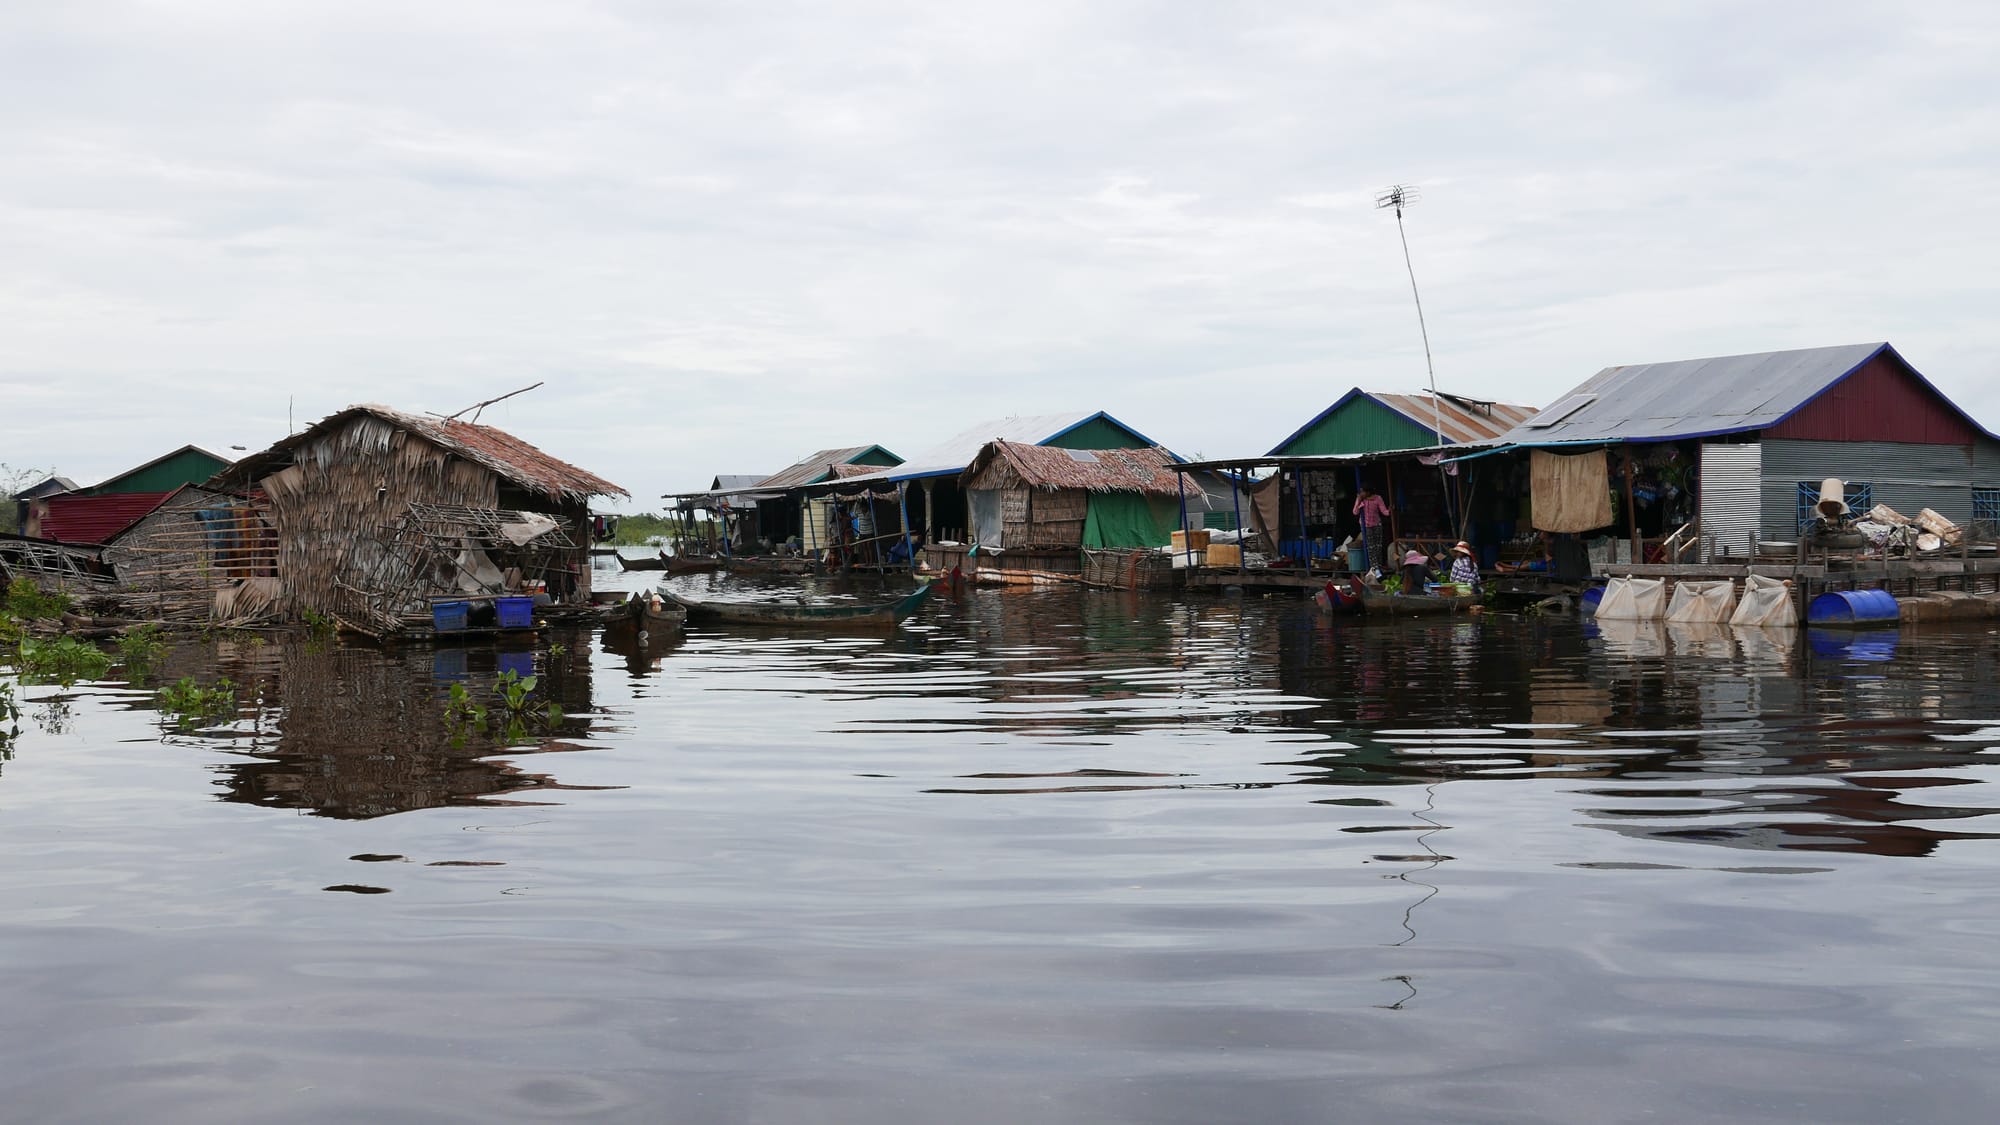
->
5;563;2000;1124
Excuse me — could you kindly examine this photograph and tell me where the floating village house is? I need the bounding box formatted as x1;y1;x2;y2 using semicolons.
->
1261;389;1537;564
9;475;77;539
839;411;1166;544
662;474;770;552
960;440;1193;551
213;405;626;632
742;445;902;545
1470;341;2000;563
34;445;234;547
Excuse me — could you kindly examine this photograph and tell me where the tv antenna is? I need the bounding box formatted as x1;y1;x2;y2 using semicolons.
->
1376;184;1444;448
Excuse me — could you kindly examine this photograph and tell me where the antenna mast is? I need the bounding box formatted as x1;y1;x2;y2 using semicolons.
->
1376;184;1444;448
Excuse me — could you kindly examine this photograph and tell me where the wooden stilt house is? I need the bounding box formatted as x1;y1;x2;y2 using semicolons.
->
215;405;626;631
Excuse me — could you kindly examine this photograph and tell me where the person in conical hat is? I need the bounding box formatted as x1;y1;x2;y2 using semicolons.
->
1447;540;1481;591
1398;549;1433;591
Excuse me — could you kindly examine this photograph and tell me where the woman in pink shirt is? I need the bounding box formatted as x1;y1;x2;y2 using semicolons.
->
1353;486;1391;572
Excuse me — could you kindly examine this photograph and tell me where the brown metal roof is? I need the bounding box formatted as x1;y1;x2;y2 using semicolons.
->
961;441;1184;496
225;404;627;502
1369;392;1541;445
751;445;900;492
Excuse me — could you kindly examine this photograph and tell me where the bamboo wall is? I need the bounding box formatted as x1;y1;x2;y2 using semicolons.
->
102;490;277;623
259;416;501;626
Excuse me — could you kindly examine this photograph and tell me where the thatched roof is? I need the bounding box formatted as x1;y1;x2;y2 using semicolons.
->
961;441;1183;496
223;404;627;502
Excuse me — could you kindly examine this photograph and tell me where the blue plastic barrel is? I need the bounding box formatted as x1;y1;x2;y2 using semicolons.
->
1806;588;1900;626
1579;586;1604;615
1807;628;1900;662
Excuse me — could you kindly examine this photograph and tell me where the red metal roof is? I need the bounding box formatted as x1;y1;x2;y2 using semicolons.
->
40;492;172;545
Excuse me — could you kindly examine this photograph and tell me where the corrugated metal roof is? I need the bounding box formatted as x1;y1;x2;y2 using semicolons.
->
834;411;1160;487
751;446;902;492
225;405;626;501
1370;392;1541;444
1491;342;1893;445
962;442;1184;496
11;476;77;501
41;491;173;545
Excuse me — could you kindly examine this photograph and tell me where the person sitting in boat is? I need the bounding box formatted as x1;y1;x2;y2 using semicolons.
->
1446;540;1481;592
1397;549;1433;592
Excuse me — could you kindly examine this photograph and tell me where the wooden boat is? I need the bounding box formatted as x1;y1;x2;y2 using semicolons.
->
664;554;722;576
616;552;668;571
601;592;688;634
1361;587;1480;616
1313;579;1365;615
662;581;933;627
720;555;816;576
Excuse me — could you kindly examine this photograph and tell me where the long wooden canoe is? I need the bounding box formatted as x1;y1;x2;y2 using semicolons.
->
1360;588;1480;616
720;555;816;576
662;581;933;627
616;553;668;571
664;555;722;576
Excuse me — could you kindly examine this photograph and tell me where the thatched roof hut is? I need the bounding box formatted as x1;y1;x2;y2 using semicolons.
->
217;405;626;630
959;441;1190;549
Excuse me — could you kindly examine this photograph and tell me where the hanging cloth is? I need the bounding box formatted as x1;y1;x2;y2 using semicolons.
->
1530;449;1613;533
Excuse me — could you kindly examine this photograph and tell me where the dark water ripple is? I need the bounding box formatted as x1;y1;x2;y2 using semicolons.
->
4;569;2000;1122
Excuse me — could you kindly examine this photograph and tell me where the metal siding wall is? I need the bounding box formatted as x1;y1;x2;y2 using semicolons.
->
1761;440;1974;529
1973;438;2000;486
1274;399;1431;456
1699;442;1761;559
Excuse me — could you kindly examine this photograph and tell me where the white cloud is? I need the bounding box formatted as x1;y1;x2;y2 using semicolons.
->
2;0;1996;501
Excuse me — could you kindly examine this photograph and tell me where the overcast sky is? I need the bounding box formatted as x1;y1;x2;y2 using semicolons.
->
4;1;1996;507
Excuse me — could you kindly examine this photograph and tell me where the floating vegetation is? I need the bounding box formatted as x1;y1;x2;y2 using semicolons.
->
444;669;563;746
16;636;113;687
157;676;238;731
115;624;169;683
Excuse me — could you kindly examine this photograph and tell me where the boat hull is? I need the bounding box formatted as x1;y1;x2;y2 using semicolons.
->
1361;589;1480;616
662;582;932;627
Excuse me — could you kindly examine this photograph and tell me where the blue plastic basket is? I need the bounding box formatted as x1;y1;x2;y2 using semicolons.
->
432;600;470;632
495;596;534;629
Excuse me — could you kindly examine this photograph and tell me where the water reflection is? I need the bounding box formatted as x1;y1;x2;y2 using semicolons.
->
11;576;2000;1121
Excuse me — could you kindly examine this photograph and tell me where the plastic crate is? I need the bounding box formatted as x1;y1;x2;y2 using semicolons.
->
432;600;470;632
495;596;534;629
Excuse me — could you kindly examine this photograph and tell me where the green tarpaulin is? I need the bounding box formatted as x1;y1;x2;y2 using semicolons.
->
1083;492;1178;549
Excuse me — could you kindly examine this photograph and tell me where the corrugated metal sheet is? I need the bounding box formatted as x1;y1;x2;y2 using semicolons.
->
1762;354;1981;444
1759;440;1975;535
752;446;902;492
841;412;1159;486
1371;392;1540;445
1495;342;1891;444
41;491;173;545
1699;442;1761;560
1972;438;2000;485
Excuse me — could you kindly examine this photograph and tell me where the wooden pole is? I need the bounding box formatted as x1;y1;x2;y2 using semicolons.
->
1384;459;1400;544
1623;449;1641;565
897;482;915;574
1229;471;1246;575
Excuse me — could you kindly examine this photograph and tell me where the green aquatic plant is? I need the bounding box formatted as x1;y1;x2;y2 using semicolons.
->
115;625;169;682
300;607;336;641
5;577;70;621
17;636;113;687
0;680;18;749
442;670;562;746
156;676;238;731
